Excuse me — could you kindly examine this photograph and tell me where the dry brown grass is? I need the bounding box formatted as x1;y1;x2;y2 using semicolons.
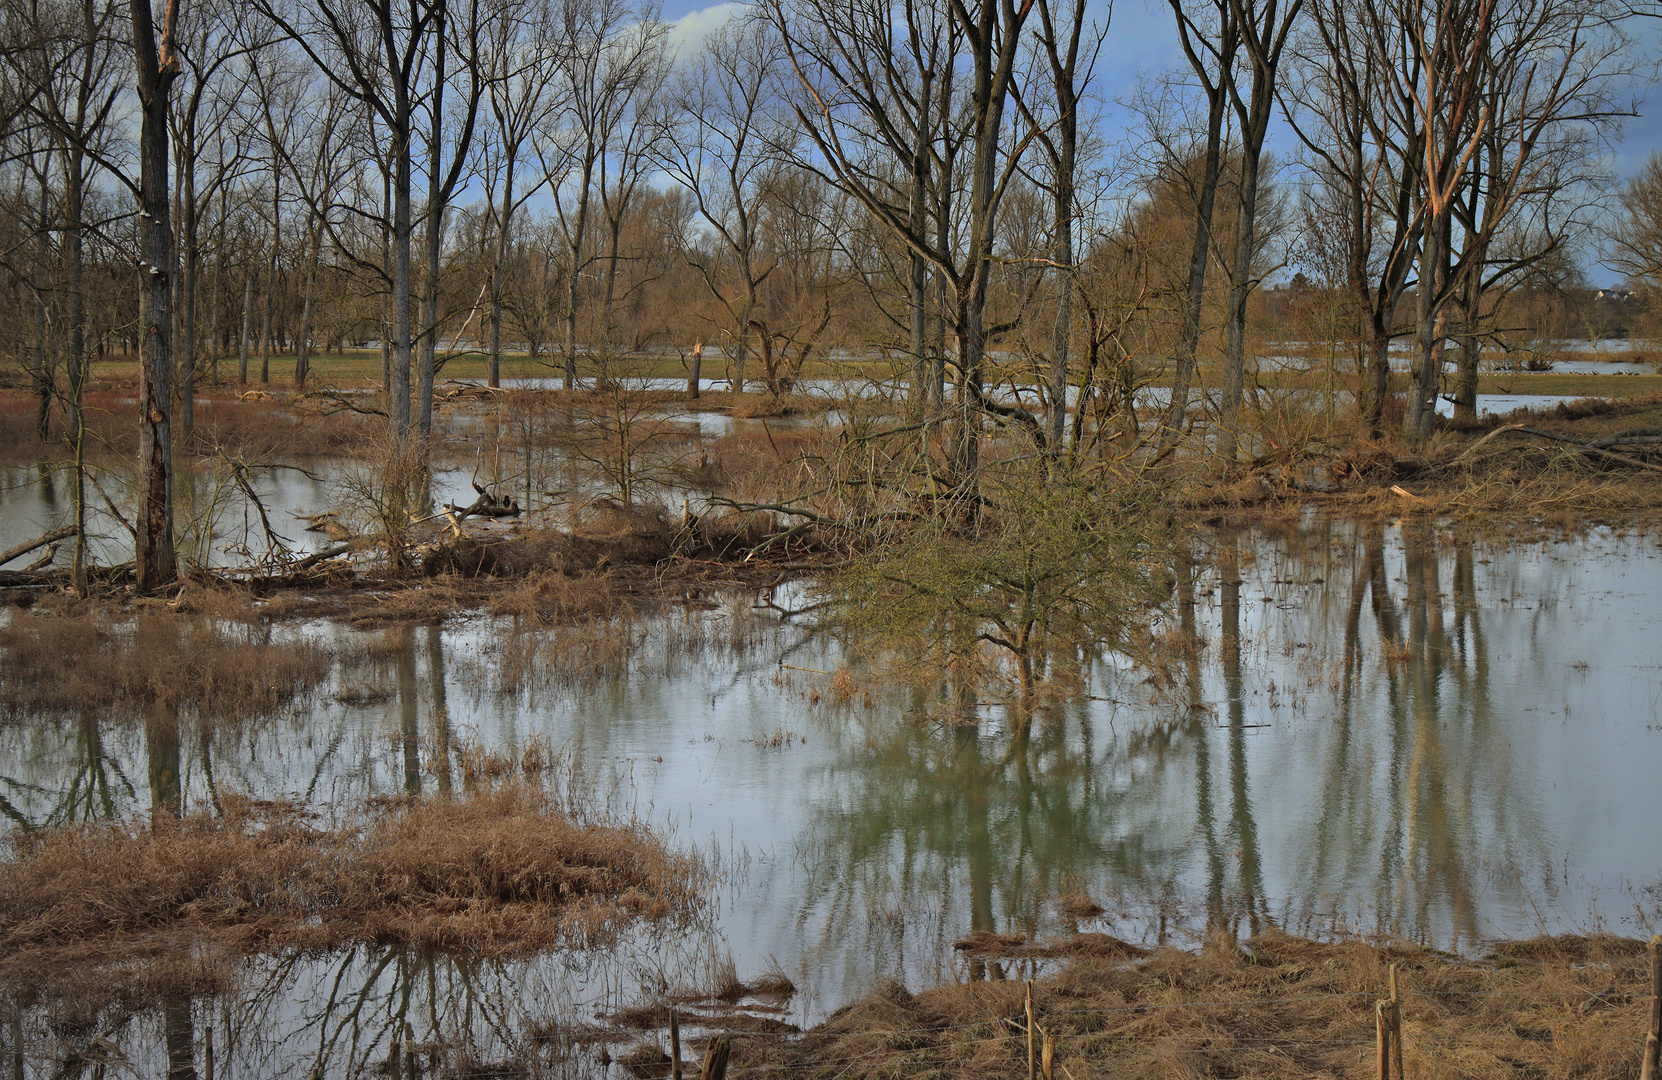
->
726;931;1653;1080
1186;395;1662;531
0;784;709;1003
0;389;380;467
0;612;332;720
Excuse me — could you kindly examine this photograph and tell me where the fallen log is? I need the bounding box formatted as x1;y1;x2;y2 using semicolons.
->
0;570;56;588
1457;425;1662;474
1514;426;1662;474
0;526;76;569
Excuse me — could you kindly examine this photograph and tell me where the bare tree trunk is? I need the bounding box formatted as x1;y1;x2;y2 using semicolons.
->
488;156;514;390
259;173;277;384
1218;142;1263;464
391;96;414;436
381;160;392;392
1406;214;1447;437
294;213;321;387
1158;10;1234;453
207;206;224;385
563;154;595;389
30;193;51;442
131;0;180;593
64;150;87;440
1049;155;1074;451
179;153;198;430
238;264;252;384
1453;253;1483;425
907;70;934;413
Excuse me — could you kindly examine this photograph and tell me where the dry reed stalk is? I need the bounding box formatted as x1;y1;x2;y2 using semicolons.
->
721;932;1657;1080
0;784;710;1004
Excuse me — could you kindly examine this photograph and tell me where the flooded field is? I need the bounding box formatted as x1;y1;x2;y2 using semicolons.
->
2;514;1659;1074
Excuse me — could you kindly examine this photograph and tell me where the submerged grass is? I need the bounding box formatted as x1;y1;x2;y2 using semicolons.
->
724;932;1653;1080
0;612;332;720
0;783;709;1001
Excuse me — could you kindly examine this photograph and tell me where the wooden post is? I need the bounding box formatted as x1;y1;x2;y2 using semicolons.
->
1376;1001;1390;1080
1041;1031;1055;1080
1389;963;1405;1080
688;343;703;400
699;1034;730;1080
670;1008;682;1080
1026;981;1037;1080
1642;935;1662;1080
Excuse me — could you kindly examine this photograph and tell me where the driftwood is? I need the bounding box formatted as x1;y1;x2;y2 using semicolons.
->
0;561;131;589
444;483;521;522
1458;424;1662;474
0;526;76;569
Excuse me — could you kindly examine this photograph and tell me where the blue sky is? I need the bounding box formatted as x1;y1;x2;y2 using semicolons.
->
659;0;1662;283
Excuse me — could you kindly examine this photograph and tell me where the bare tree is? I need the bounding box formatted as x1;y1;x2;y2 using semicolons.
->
1287;0;1423;430
542;0;668;387
661;17;789;397
131;0;184;591
1014;0;1106;450
773;0;1038;477
1155;0;1240;453
254;0;440;439
1216;0;1302;463
479;0;561;387
170;1;259;427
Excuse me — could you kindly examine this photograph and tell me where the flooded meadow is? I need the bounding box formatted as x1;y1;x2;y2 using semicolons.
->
2;504;1660;1075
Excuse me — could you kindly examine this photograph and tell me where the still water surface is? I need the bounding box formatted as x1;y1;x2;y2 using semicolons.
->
3;517;1661;1073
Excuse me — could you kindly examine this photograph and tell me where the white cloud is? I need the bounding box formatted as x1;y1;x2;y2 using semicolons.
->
666;2;744;57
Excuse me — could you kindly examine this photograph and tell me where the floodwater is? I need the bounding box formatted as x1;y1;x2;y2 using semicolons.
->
3;515;1662;1075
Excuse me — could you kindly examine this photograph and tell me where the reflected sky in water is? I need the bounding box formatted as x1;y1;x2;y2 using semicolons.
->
3;518;1662;1074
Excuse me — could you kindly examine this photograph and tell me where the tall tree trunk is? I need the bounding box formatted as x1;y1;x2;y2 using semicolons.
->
417;17;447;438
259;174;277;384
238;265;252;384
1218;141;1264;464
1158;58;1229;453
488;155;514;390
391;99;414;436
1049;146;1074;452
1406;215;1447;437
131;0;180;593
907;70;934;414
563;154;595;389
30;194;51;442
64;149;86;440
294;214;321;387
381;159;392;392
1452;260;1482;424
207;207;224;385
179;152;198;430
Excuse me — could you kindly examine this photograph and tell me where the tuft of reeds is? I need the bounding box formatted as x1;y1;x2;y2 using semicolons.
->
726;931;1656;1080
0;784;711;1000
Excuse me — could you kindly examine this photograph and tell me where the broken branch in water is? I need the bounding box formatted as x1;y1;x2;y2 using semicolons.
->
0;526;76;569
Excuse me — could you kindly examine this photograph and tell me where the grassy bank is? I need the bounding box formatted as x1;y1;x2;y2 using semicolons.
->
702;932;1653;1080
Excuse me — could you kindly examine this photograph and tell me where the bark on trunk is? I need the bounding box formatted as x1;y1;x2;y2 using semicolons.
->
132;0;179;593
1218;142;1263;464
1159;72;1228;453
238;267;252;384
